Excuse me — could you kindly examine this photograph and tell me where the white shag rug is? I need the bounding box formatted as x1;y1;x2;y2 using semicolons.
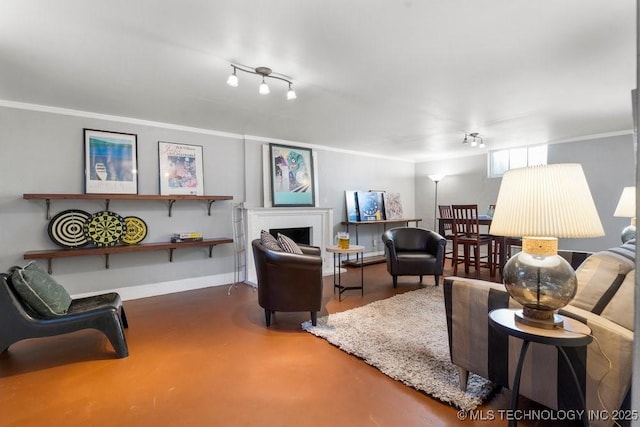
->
302;286;496;411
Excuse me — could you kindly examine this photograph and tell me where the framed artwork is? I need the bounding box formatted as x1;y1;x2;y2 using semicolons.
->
383;192;404;220
158;142;204;195
345;190;360;222
357;191;385;221
269;143;315;207
84;129;138;194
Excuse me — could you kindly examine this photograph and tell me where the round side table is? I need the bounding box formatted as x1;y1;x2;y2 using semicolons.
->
488;308;592;427
326;244;365;301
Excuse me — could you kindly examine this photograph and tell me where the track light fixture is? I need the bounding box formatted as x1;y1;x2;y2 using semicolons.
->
462;132;485;148
227;64;296;100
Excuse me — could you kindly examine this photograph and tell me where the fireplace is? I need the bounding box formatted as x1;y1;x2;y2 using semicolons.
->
269;227;311;245
244;207;334;285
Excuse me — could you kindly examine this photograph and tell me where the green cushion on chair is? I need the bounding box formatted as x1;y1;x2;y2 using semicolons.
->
10;261;72;316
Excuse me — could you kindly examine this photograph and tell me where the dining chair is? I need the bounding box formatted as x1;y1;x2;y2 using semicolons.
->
491;236;523;278
438;205;454;266
486;203;521;278
451;204;494;277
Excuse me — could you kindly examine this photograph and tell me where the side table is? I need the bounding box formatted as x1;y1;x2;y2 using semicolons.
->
326;244;365;301
488;308;592;427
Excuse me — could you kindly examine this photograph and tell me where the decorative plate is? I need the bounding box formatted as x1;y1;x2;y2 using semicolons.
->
121;216;148;245
84;211;126;247
48;209;91;248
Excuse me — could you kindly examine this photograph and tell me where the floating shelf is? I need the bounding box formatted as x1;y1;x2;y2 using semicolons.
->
342;255;386;267
341;218;423;226
23;193;234;219
24;238;234;273
340;218;422;266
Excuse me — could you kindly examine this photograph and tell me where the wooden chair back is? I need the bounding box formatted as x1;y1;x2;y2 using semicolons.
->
451;204;481;237
438;205;453;233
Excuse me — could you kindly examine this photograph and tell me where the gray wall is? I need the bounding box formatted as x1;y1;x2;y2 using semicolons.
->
1;106;414;296
0;106;244;295
1;104;632;298
243;140;416;251
415;134;635;252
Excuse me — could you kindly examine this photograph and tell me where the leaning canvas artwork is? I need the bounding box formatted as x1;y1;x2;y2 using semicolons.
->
384;192;403;220
357;191;385;221
345;190;360;222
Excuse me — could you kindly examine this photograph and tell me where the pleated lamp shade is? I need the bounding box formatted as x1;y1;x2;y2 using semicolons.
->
491;163;604;328
614;186;636;218
489;163;604;238
613;186;636;243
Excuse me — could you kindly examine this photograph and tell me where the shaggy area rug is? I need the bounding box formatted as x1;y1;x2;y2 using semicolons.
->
302;286;497;411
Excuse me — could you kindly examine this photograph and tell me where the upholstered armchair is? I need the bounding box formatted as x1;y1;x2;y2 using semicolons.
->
251;239;323;327
381;227;446;287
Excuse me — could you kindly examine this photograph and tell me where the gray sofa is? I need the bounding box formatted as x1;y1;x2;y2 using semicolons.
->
443;241;635;426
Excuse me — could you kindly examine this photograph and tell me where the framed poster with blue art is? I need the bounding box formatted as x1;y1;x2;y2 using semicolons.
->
357;191;385;221
345;190;360;222
84;129;138;194
269;143;315;207
158;141;204;195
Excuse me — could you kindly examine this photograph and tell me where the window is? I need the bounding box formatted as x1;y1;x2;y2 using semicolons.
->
488;145;547;177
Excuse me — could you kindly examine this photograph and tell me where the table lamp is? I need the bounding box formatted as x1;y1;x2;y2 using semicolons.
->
613;186;636;243
489;164;604;329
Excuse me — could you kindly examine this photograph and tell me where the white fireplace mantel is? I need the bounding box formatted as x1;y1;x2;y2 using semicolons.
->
244;207;334;286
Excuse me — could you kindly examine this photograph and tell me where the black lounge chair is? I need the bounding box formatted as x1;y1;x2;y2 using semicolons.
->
0;272;129;358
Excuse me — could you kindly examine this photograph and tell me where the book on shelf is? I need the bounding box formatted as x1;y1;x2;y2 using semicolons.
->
171;232;203;242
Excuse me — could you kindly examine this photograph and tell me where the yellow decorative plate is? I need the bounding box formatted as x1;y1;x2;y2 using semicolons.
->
122;216;148;245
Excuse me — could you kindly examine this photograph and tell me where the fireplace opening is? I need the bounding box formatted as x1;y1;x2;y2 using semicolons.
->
269;227;311;245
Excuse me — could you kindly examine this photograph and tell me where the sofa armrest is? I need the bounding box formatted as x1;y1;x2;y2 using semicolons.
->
298;244;321;256
557;249;593;270
443;276;514;386
444;275;632;425
560;304;633;419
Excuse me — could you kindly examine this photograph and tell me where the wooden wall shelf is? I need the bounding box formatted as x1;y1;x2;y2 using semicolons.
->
24;238;234;273
23;193;234;219
341;218;422;226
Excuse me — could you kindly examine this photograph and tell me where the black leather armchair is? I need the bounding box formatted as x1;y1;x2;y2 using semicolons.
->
252;239;323;327
0;272;129;358
382;227;446;287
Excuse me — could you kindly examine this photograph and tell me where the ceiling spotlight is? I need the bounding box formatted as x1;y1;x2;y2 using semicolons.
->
259;77;270;95
464;132;485;148
226;63;296;100
226;67;238;87
287;83;297;100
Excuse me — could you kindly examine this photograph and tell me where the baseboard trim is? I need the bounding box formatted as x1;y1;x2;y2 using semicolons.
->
71;272;235;301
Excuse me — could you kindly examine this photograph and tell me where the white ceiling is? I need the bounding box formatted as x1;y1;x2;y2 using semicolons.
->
0;1;635;161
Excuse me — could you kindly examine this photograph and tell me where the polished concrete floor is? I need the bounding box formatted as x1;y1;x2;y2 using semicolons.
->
0;261;574;426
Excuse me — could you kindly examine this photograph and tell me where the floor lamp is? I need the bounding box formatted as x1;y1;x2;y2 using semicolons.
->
428;174;445;230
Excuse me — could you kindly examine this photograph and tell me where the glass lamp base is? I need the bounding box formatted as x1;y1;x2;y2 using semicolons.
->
621;225;636;243
514;309;564;329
